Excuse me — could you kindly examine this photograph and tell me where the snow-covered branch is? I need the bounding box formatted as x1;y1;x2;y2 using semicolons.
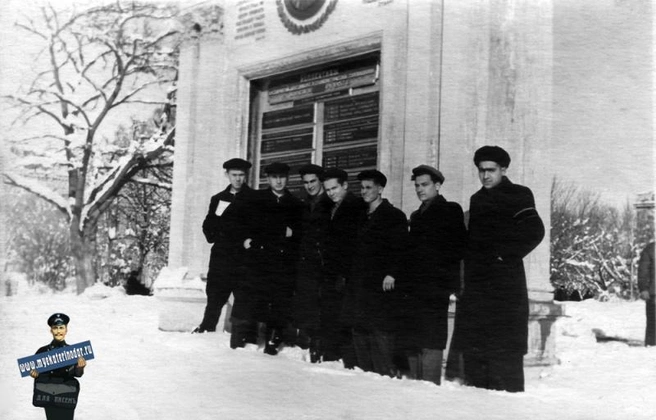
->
4;95;74;135
28;89;92;128
129;176;172;190
14;134;71;144
81;128;175;232
112;79;173;108
2;171;72;221
14;22;47;40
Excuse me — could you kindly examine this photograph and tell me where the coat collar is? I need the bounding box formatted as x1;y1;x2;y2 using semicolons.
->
223;184;251;195
420;194;446;211
478;176;513;195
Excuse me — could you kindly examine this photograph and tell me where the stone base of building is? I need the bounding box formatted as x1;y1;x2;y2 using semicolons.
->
153;267;234;332
525;300;565;366
153;267;204;332
153;268;564;367
445;298;564;368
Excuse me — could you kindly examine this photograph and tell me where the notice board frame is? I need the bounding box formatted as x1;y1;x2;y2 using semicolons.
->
247;50;382;196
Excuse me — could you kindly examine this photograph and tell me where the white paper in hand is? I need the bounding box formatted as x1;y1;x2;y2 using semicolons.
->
216;200;231;216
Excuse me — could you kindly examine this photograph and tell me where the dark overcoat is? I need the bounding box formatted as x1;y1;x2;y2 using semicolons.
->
638;242;655;296
232;188;303;321
460;177;544;356
293;192;333;331
321;192;365;337
350;199;408;332
202;185;254;276
322;192;366;283
399;195;467;350
638;241;655;346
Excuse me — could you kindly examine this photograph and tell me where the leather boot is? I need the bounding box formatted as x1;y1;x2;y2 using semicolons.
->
297;329;312;350
309;338;322;363
420;349;443;385
264;328;282;355
230;321;247;349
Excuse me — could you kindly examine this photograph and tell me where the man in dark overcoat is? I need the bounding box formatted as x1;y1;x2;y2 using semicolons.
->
402;165;466;385
350;170;408;377
193;158;254;335
638;241;655;346
460;145;545;392
292;164;332;362
240;162;303;355
320;168;366;367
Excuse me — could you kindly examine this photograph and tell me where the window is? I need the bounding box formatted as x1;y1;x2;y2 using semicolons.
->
249;53;381;195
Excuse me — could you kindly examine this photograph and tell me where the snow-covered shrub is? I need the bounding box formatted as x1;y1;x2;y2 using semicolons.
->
7;191;75;291
551;178;646;301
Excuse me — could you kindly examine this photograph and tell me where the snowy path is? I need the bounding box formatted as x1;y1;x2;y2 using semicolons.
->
1;288;655;420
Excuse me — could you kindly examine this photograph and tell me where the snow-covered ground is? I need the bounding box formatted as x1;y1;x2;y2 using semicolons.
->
1;285;655;420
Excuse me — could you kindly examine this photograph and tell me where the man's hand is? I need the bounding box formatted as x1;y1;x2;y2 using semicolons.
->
382;275;395;291
77;357;86;369
30;369;39;379
640;290;651;301
243;238;252;249
286;227;293;238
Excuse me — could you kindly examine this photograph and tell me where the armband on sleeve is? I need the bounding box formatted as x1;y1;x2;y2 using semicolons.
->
513;207;539;223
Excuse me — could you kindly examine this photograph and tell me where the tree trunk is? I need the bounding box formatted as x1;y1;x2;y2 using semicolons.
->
70;224;95;294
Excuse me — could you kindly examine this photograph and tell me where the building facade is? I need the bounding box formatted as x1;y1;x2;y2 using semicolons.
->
164;0;561;365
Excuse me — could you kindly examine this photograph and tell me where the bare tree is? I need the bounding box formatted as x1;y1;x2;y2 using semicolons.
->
2;2;180;293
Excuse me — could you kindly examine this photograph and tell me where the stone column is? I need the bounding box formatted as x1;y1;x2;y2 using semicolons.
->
156;6;225;332
398;0;445;214
483;0;561;365
442;0;561;365
168;6;224;278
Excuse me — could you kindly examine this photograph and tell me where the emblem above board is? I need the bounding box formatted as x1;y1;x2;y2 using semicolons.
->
276;0;339;35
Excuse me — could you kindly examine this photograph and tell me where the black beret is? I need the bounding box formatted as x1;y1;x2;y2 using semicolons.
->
265;162;290;175
298;164;324;177
411;165;445;184
321;168;348;183
47;313;70;327
473;146;511;168
357;169;387;187
223;158;252;171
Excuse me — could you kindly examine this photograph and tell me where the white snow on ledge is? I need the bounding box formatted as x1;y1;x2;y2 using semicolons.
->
152;266;195;289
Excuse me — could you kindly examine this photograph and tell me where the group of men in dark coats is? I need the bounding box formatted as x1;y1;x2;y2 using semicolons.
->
193;145;544;393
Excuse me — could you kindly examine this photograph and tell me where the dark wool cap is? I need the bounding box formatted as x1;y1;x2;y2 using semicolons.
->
357;169;387;187
321;168;349;183
412;165;445;184
298;164;324;177
223;158;252;171
265;162;290;175
47;313;70;326
473;146;511;168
